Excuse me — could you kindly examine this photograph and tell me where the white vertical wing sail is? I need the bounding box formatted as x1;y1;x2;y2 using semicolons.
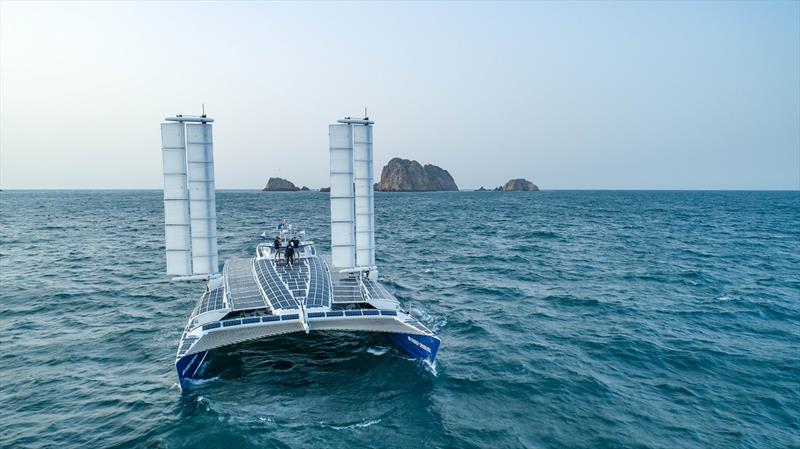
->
185;123;219;275
160;115;219;278
161;123;192;276
329;123;356;268
352;124;375;268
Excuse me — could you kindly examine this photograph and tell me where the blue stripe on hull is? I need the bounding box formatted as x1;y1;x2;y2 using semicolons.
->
388;333;441;363
175;350;209;390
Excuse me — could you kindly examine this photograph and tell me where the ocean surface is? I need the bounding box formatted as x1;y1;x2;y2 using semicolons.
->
1;190;798;449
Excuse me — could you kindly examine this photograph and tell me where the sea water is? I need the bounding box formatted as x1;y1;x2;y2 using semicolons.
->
1;190;798;448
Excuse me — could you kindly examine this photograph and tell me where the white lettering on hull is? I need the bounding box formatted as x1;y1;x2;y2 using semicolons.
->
407;336;431;353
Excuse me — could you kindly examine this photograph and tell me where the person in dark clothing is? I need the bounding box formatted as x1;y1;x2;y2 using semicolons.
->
273;236;282;261
284;243;295;266
291;236;300;249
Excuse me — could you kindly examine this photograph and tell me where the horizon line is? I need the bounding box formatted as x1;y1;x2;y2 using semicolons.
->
2;188;799;192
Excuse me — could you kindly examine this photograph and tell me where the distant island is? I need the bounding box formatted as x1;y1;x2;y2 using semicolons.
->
375;158;458;192
265;169;536;193
262;177;310;191
476;178;539;191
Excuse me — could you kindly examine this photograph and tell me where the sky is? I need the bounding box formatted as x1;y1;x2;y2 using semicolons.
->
1;1;798;190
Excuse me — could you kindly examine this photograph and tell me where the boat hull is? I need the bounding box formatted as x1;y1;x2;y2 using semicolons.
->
176;350;209;390
388;332;441;363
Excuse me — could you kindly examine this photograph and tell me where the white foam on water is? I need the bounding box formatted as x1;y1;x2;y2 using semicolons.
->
186;376;221;387
423;359;438;376
367;346;390;356
399;355;439;376
327;418;382;430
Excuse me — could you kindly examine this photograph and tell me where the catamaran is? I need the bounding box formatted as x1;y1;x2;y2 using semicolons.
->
160;113;441;390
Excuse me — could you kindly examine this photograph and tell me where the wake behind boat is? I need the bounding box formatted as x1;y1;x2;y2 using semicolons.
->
160;114;441;390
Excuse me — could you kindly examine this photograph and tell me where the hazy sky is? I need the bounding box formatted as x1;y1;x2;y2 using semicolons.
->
1;1;798;189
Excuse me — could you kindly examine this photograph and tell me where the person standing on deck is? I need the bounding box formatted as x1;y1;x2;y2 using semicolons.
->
273;236;282;261
285;242;295;266
291;235;300;253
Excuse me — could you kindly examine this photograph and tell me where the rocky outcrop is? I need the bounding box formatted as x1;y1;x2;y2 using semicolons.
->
300;186;310;191
320;187;330;192
476;186;488;191
262;177;299;191
499;178;539;191
376;158;458;191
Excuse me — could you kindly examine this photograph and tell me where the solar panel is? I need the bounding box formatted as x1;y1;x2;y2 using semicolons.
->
178;336;198;355
225;259;269;311
362;279;395;301
198;287;226;314
306;257;332;308
253;259;298;310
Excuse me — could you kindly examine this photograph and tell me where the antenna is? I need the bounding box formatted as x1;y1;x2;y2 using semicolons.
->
364;107;368;119
202;103;206;118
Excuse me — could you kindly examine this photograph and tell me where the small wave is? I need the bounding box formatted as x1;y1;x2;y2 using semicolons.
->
326;418;381;430
367;346;390;356
524;230;560;239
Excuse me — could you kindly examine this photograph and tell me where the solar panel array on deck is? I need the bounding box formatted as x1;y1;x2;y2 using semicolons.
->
198;287;226;314
254;259;298;309
274;260;309;303
226;259;269;311
362;279;394;301
306;257;331;307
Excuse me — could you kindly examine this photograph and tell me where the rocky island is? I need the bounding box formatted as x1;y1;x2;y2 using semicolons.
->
501;178;539;191
262;177;310;191
476;178;539;191
375;158;458;192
